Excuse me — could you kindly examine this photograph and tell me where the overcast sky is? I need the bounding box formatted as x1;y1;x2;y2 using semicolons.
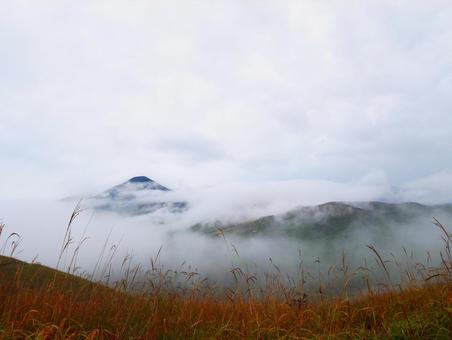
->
1;1;452;200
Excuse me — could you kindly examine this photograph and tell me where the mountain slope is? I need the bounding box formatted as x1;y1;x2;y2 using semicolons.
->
192;201;452;240
89;176;187;215
0;255;104;293
96;176;170;200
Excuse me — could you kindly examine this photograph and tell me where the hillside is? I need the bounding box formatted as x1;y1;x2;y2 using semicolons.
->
0;253;451;338
192;201;452;240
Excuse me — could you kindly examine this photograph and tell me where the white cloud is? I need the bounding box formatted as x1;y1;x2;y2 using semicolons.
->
397;171;452;204
0;1;451;200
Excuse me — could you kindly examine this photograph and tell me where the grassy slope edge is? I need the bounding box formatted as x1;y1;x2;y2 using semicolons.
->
0;255;451;339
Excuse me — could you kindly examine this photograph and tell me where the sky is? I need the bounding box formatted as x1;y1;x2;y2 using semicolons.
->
1;1;452;201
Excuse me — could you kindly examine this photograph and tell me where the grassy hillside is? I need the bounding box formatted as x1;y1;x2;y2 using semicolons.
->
0;253;451;339
0;211;450;338
192;201;452;240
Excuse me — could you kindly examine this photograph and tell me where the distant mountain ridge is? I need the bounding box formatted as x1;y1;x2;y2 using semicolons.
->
90;176;186;215
191;201;452;240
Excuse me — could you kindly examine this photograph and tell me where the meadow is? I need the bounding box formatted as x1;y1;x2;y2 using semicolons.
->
0;209;450;339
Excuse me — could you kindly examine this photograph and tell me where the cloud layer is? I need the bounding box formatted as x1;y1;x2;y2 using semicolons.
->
1;1;452;203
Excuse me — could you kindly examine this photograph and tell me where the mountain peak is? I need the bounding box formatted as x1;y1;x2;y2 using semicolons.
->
128;176;153;183
91;175;186;215
123;175;170;191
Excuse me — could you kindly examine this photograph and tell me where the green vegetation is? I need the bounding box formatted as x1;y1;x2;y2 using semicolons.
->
193;201;452;240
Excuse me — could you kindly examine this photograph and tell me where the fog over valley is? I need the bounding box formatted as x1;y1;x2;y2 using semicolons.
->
1;174;450;291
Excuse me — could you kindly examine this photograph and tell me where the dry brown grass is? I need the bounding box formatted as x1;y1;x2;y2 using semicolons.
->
0;214;450;339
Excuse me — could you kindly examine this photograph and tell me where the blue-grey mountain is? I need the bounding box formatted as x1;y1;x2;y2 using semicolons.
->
91;176;187;215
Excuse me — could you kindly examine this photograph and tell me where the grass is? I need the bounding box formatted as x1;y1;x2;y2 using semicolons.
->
0;215;451;339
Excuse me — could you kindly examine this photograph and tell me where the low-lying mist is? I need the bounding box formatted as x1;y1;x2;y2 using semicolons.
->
1;179;450;294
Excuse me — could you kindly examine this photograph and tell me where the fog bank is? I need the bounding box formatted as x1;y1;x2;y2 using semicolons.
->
0;187;448;290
